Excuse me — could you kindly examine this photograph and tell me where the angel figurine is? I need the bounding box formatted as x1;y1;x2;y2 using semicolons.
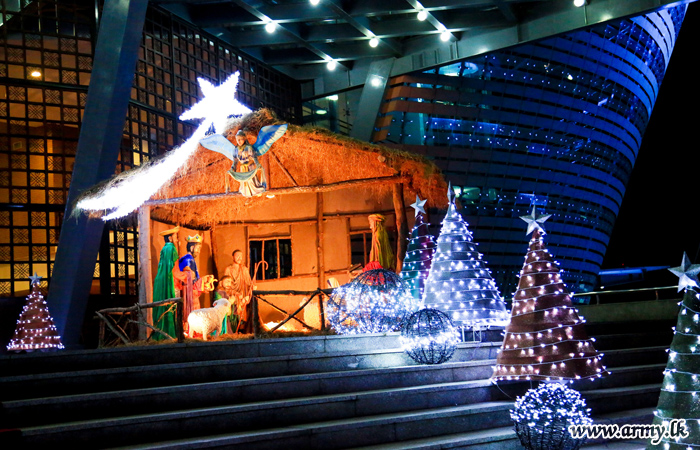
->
199;123;288;197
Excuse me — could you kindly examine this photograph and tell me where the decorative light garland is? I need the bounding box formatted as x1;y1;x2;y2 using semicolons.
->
400;308;460;364
421;184;509;329
511;383;591;450
492;208;607;382
7;274;64;352
649;254;700;450
326;269;421;335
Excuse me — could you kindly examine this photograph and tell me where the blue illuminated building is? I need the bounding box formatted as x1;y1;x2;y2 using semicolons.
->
372;6;687;297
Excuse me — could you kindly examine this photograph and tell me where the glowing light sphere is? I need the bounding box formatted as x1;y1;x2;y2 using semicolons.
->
400;308;459;364
326;269;421;335
511;383;592;450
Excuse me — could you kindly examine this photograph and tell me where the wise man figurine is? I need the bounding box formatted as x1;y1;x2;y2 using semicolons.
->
173;234;215;334
151;226;179;340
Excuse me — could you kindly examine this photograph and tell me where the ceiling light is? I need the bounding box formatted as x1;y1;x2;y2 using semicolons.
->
326;94;339;101
369;37;379;48
30;70;41;78
440;31;451;42
265;22;276;33
317;109;328;115
327;60;337;71
371;76;382;87
417;10;428;21
573;0;587;6
310;0;320;5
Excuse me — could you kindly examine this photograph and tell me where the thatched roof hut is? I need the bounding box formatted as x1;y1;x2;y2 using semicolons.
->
78;109;447;228
77;109;448;326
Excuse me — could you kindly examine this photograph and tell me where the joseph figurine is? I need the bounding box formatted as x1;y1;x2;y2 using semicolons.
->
224;249;254;333
151;226;179;340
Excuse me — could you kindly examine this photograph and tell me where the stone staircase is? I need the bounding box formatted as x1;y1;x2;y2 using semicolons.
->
0;320;673;449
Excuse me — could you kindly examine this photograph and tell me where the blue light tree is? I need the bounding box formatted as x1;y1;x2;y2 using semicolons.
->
422;184;509;329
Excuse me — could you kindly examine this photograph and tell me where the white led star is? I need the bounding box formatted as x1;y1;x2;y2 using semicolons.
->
520;206;551;235
410;195;427;217
29;273;42;285
179;71;252;134
669;252;700;292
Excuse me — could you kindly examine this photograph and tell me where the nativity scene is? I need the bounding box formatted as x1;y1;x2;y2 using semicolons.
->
75;74;447;341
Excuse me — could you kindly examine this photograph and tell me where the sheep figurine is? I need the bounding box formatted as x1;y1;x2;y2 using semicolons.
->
187;299;231;340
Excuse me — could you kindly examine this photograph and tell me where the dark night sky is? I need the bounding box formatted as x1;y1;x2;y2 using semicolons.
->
601;2;700;269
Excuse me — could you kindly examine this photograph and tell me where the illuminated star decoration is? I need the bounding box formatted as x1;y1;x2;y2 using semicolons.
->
668;252;700;292
29;273;42;285
179;71;252;134
410;195;427;217
77;72;252;221
520;206;551;235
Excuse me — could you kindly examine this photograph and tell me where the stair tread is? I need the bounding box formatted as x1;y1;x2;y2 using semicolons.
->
24;400;514;435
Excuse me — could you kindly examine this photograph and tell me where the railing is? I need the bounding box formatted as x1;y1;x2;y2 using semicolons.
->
95;298;184;347
572;285;680;305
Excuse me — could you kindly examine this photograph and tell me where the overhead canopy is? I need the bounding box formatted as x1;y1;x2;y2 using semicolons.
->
77;109;448;229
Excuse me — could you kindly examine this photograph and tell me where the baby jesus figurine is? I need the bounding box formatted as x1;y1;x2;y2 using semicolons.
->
199;123;288;197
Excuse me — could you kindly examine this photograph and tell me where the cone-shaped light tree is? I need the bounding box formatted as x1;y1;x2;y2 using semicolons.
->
400;195;437;301
492;207;606;381
422;184;509;329
7;274;64;352
648;253;700;450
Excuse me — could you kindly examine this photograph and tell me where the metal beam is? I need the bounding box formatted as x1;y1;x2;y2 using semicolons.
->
47;0;149;348
350;58;396;142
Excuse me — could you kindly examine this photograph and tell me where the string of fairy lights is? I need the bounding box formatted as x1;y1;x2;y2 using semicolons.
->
651;254;700;450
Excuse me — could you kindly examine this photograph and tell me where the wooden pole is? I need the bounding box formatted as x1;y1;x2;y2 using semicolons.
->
317;192;325;289
137;206;153;340
144;175;407;206
393;183;408;273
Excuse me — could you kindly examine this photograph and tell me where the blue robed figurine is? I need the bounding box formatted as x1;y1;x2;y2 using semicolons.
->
200;123;287;197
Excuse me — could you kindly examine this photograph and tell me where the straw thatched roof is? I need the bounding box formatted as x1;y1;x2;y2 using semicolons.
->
78;109;447;228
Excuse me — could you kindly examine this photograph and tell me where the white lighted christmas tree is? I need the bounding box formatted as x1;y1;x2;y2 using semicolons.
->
7;274;64;352
422;184;509;328
648;253;700;450
400;195;437;301
492;207;606;381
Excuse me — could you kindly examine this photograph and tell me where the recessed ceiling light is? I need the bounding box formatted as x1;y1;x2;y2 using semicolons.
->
417;10;428;21
369;37;379;48
326;94;339;101
265;22;276;33
440;31;451;42
310;0;320;5
327;60;337;71
573;0;587;6
317;109;328;115
371;76;382;87
30;70;41;78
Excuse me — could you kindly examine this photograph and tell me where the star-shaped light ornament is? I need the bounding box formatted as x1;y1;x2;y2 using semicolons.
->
520;206;551;235
179;71;252;134
29;273;42;285
668;252;700;292
410;195;427;217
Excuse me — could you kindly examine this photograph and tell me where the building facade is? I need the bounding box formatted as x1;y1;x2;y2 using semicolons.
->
372;6;686;296
0;0;300;302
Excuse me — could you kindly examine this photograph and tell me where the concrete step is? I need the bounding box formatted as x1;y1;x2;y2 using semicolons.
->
16;382;659;448
592;332;672;351
0;342;501;401
19;397;516;448
581;384;660;416
3;359;496;427
0;333;408;377
601;346;668;368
